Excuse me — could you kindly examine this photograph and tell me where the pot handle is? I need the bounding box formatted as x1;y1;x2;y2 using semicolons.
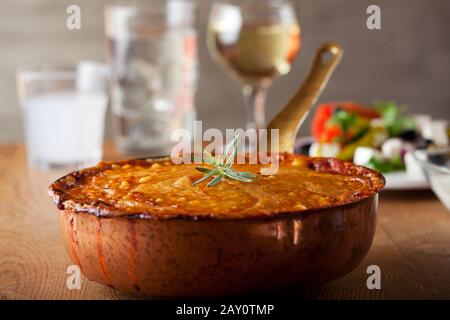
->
267;42;343;153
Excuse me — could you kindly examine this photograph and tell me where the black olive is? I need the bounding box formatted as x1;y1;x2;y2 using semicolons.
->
398;130;419;141
427;152;448;167
416;138;433;150
295;143;311;155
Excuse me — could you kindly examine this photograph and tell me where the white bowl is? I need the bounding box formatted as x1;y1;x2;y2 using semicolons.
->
413;148;450;210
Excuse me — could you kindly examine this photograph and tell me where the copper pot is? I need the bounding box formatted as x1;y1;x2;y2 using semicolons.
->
58;193;378;297
51;43;384;296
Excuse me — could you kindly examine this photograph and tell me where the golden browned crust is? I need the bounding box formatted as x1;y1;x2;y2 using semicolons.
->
48;153;385;220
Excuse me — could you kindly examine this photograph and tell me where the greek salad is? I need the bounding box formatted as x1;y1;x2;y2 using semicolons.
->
301;101;449;174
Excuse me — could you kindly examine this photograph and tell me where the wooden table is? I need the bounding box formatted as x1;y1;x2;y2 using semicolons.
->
1;144;449;300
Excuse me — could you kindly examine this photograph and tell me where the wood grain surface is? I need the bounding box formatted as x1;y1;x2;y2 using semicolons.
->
0;144;449;300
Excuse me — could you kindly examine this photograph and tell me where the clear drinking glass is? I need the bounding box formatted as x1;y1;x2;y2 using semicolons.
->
16;62;109;171
105;0;198;154
207;0;301;130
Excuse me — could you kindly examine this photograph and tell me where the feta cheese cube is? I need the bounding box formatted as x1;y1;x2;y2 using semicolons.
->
354;147;383;166
381;138;403;159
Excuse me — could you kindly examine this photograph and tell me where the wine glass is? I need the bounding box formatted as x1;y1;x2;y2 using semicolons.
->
207;0;301;130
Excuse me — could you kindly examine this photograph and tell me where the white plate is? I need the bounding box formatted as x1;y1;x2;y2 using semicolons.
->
383;171;429;190
294;136;430;190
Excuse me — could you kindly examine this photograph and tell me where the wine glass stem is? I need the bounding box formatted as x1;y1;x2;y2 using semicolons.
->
242;85;268;130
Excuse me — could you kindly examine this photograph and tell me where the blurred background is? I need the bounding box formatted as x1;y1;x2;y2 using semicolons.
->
0;0;449;142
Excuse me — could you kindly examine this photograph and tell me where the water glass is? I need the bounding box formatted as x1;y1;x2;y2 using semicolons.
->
105;0;198;154
16;62;109;171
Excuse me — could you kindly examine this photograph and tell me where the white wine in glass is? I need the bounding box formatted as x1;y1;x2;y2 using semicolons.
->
208;0;301;130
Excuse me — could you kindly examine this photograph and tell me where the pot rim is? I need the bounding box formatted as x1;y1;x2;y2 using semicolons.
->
49;154;385;221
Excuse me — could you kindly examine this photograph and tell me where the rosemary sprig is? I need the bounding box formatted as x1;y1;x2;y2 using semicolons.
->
192;134;258;187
